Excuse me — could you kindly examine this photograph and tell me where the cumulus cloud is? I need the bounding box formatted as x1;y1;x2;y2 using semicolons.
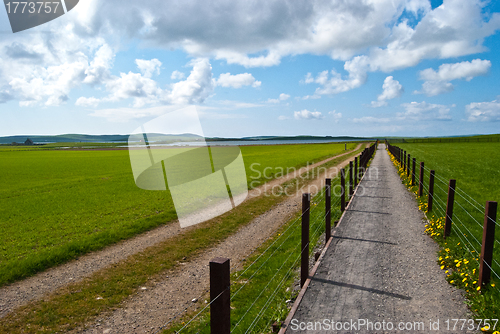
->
294;109;323;120
352;117;391;123
76;97;101;108
167;58;215;105
171;70;186;80
83;44;115;85
268;93;290;103
136;59;162;78
466;100;500;122
216;73;261;88
398;101;453;121
2;0;500;108
416;59;491;96
61;0;500;72
371;76;404;107
304;57;369;95
329;110;342;122
76;58;215;109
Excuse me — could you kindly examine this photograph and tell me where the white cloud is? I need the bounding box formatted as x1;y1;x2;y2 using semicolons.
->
167;58;215;105
2;0;500;109
371;76;404;107
466;100;500;122
294;109;323;120
398;101;453;121
104;71;163;107
268;93;290;103
278;115;290;120
67;0;500;71
419;59;491;82
171;70;186;80
216;73;261;88
302;94;321;100
305;57;369;95
328;110;342;122
83;44;115;85
279;93;290;101
135;59;162;78
416;59;491;96
352;117;391;123
76;97;101;108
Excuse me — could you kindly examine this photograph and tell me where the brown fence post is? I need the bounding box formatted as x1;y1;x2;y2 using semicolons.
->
479;201;497;287
210;257;230;334
412;158;416;186
301;193;310;288
407;154;411;177
325;179;331;244
354;157;358;187
403;151;406;171
341;168;346;212
428;170;435;211
418;162;424;196
349;161;353;197
444;179;456;238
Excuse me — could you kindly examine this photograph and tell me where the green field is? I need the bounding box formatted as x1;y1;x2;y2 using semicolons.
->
0;142;357;286
394;141;500;319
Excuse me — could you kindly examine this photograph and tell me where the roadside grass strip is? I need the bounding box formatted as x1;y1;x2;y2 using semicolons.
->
387;148;500;329
0;146;363;333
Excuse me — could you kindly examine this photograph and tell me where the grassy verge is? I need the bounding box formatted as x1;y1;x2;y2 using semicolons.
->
387;149;500;331
0;146;364;334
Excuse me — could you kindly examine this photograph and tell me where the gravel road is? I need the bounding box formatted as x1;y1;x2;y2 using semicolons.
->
284;144;471;334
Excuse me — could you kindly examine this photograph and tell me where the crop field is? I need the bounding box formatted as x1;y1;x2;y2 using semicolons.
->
0;142;357;286
395;141;500;318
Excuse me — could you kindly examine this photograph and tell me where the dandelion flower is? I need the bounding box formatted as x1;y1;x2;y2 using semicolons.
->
440;265;445;270
492;283;496;287
477;286;481;291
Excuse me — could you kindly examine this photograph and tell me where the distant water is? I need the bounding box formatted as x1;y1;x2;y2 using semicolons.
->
165;138;359;146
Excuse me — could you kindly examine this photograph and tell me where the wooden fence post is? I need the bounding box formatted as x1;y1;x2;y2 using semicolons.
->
403;151;406;172
479;201;497;287
428;170;435;211
407;154;411;177
418;162;424;196
444;179;456;238
341;168;346;212
325;179;331;244
301;193;310;288
354;157;358;187
210;257;230;334
412;158;416;186
349;161;353;197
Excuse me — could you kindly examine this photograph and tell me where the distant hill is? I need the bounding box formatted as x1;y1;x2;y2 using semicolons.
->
0;133;203;144
0;133;375;145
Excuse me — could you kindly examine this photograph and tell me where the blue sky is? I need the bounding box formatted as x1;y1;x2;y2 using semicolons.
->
1;0;500;138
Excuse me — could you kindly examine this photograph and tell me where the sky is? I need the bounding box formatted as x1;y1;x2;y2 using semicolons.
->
1;0;500;138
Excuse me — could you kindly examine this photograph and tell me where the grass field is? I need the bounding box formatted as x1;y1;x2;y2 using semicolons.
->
0;142;357;286
392;141;500;320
